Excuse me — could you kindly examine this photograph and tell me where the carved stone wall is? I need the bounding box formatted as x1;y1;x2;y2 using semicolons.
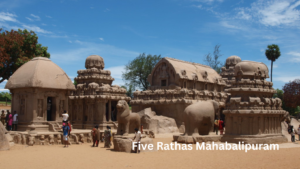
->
69;55;131;130
131;57;228;126
221;60;288;144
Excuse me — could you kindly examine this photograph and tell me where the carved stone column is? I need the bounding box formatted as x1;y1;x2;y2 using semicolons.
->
108;100;112;122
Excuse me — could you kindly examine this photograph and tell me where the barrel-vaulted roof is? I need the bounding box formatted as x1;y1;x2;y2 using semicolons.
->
5;57;75;90
149;57;224;84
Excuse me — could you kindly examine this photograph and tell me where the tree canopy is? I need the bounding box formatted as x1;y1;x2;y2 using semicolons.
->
265;44;281;82
0;92;11;101
203;45;224;73
122;53;161;91
274;87;300;116
0;29;50;83
283;79;300;109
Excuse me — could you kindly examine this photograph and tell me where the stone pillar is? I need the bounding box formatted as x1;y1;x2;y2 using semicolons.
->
32;92;38;122
43;97;47;121
108;100;112;122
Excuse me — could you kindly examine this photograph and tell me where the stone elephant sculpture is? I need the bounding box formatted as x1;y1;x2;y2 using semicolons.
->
116;100;141;136
183;100;220;136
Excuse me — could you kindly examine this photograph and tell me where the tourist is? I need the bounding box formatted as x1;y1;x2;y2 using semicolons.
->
104;126;112;148
290;125;295;142
298;125;300;141
133;128;141;153
92;125;100;147
7;111;13;131
62;123;70;148
12;111;18;131
214;118;219;135
5;110;10;130
62;110;69;123
1;110;5;125
219;119;224;135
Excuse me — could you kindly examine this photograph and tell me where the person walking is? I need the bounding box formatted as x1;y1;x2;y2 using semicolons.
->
62;123;70;148
12;111;18;131
92;125;100;147
1;110;5;125
5;110;10;130
297;125;300;141
291;125;295;142
7;111;13;131
214;118;219;135
133;128;141;153
219;119;224;135
62;110;69;123
104;126;112;148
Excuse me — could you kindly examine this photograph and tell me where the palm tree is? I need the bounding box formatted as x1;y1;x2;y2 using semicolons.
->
265;44;281;82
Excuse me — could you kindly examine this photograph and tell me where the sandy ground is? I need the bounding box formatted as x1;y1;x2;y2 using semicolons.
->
1;135;300;169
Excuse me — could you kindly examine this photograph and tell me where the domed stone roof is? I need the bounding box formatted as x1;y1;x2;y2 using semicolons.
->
226;55;241;66
5;57;75;90
85;55;105;69
234;61;269;78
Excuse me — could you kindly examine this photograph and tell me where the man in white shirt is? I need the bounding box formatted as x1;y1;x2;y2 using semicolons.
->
133;128;141;153
12;111;18;131
62;110;69;123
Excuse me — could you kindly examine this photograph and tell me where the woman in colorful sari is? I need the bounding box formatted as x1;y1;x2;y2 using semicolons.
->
104;126;112;148
7;112;13;131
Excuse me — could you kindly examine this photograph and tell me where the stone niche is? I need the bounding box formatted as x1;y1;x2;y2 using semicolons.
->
69;55;131;130
220;60;289;144
131;57;228;126
5;57;75;131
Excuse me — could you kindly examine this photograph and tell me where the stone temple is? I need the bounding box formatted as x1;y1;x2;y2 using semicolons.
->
220;60;289;143
5;57;75;131
69;55;131;130
220;55;242;89
131;57;228;126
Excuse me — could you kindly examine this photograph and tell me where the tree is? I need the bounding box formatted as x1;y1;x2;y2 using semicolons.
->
121;85;134;98
265;44;281;82
273;89;299;115
122;53;161;91
0;29;50;83
203;45;224;73
283;79;300;111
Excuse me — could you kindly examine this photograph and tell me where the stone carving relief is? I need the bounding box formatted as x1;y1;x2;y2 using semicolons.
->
37;99;43;117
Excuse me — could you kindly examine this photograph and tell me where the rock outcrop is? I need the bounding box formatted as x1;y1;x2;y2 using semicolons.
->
0;122;10;151
137;108;179;134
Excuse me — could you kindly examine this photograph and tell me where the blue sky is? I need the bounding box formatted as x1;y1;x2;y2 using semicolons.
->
1;0;300;92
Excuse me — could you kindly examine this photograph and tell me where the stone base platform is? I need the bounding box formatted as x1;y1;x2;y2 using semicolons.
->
9;129;93;146
173;134;222;144
220;134;288;144
113;134;156;153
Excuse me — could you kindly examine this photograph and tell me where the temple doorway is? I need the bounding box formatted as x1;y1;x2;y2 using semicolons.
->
47;97;55;121
111;101;117;121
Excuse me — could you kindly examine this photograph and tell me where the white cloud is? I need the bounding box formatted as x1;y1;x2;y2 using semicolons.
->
0;89;9;92
75;40;83;44
41;23;47;26
46;15;52;18
273;75;300;82
99;38;104;41
51;41;139;63
68;40;72;43
26;17;33;21
237;0;300;27
0;12;17;22
108;66;125;80
30;14;40;21
191;0;223;3
287;51;300;62
22;24;51;34
219;21;244;30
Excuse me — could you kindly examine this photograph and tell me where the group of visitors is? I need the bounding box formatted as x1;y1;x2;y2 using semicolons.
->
1;110;18;131
214;118;225;135
288;123;300;142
